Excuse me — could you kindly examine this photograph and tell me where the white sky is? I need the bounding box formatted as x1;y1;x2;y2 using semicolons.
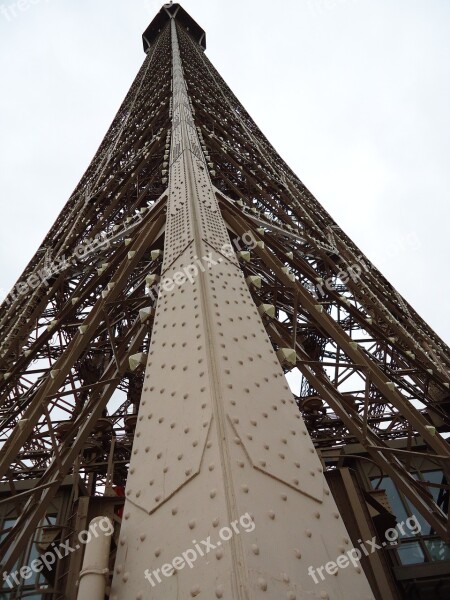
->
0;0;449;344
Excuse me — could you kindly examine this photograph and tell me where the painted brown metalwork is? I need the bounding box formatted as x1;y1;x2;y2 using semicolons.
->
0;3;449;598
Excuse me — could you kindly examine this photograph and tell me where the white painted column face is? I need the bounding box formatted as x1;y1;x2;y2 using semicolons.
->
111;18;375;600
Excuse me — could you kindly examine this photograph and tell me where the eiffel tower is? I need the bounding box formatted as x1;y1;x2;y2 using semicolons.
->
0;3;449;599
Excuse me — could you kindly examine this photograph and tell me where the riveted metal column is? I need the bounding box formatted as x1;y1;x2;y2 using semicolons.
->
110;17;375;600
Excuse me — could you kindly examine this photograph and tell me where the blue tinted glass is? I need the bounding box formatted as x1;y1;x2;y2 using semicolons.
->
425;539;450;562
397;542;425;565
372;477;409;527
421;470;444;503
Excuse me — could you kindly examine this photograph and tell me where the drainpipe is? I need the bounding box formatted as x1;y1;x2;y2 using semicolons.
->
77;516;112;600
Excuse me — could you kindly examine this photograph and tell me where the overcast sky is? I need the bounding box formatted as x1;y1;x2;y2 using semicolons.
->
0;0;448;344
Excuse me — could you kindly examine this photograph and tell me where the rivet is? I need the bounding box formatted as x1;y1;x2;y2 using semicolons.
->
295;548;301;559
305;529;312;537
188;520;196;529
210;489;217;498
216;548;223;559
258;577;268;591
252;544;260;555
155;548;161;557
268;511;275;520
215;585;224;598
190;586;201;597
172;507;178;515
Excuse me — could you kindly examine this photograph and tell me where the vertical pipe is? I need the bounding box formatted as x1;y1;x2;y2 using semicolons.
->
77;516;112;600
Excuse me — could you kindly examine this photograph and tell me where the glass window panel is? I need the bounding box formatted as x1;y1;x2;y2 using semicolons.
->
1;519;20;577
404;498;432;536
397;541;425;565
371;477;409;530
0;518;16;541
421;470;444;503
424;539;450;562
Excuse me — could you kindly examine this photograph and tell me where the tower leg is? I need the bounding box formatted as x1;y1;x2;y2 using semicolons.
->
110;17;375;600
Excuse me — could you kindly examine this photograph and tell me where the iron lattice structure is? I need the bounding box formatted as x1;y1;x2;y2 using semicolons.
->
0;2;449;595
